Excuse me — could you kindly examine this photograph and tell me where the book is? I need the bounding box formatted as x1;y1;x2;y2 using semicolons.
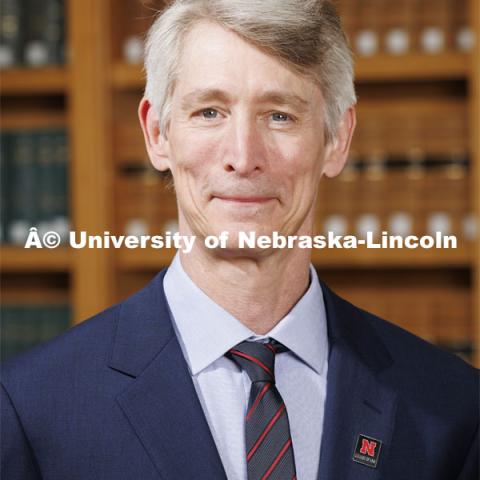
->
2;129;70;245
7;131;38;245
22;0;65;67
0;132;10;242
0;0;23;68
0;304;71;362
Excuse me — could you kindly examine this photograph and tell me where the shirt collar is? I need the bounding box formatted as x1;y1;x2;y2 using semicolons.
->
163;253;328;377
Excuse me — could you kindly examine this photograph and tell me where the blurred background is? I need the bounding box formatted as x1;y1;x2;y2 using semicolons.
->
0;0;479;366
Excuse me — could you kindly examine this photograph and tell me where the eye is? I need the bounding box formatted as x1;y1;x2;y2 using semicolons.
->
200;108;219;119
271;112;291;122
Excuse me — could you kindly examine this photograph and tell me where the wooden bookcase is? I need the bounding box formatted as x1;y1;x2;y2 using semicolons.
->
1;0;479;367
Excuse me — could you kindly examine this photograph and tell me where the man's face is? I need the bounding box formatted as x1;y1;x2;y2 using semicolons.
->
148;22;343;251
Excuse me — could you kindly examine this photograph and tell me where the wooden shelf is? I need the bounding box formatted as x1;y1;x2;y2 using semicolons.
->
0;246;71;272
116;245;473;271
111;53;470;90
0;67;68;95
355;52;470;82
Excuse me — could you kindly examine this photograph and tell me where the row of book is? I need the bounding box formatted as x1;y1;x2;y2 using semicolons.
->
1;0;472;69
0;129;69;245
117;0;475;65
353;100;468;159
114;156;476;244
0;0;65;69
338;0;474;56
318;159;474;242
0;304;70;362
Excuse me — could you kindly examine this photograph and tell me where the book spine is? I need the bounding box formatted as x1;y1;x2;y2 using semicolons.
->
44;0;65;65
23;0;64;66
52;130;69;241
0;306;12;361
0;132;10;243
1;304;71;362
37;131;56;238
0;0;23;68
7;131;39;245
36;305;71;348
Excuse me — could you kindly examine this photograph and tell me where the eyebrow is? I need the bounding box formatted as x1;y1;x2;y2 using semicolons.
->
259;91;310;112
180;88;310;112
181;88;231;110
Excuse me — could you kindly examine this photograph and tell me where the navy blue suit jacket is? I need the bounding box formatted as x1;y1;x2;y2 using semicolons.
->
1;269;478;479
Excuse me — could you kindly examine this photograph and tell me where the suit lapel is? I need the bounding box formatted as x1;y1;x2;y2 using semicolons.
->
105;269;398;479
318;282;398;480
108;270;227;480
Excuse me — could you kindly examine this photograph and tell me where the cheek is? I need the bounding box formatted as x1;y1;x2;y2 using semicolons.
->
170;131;213;172
269;135;324;189
168;131;224;214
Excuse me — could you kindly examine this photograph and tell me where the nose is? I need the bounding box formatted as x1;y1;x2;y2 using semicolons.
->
223;114;266;176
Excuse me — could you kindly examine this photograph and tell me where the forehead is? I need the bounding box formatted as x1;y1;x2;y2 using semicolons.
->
174;21;323;106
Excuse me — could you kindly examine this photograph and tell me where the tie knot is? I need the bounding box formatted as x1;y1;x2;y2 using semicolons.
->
226;338;289;383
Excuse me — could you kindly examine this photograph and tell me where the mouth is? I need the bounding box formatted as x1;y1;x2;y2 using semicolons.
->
214;196;275;204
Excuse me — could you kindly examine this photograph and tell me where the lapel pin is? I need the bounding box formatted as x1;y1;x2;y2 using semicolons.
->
353;434;382;468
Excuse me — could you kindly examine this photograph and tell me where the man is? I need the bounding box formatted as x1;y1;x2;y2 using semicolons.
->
1;1;478;479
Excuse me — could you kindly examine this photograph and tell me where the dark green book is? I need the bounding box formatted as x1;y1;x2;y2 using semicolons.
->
23;0;65;67
0;0;23;68
0;132;11;243
7;131;39;245
0;306;14;361
1;304;71;362
53;130;69;242
37;131;57;238
39;304;70;343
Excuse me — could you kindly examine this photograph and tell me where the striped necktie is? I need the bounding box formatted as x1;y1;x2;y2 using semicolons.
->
226;339;297;480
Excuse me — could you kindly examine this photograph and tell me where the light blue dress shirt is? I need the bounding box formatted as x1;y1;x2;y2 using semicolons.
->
163;254;329;480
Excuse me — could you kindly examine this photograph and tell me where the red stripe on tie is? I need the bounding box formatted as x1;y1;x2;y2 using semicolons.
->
261;438;293;480
247;403;286;461
264;343;276;354
292;475;297;480
230;350;273;377
247;383;271;421
262;438;295;480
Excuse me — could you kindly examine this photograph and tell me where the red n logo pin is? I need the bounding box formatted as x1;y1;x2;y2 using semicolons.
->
353;434;382;468
360;438;377;457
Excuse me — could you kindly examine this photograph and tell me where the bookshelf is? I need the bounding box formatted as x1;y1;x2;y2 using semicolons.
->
1;0;479;367
0;0;71;360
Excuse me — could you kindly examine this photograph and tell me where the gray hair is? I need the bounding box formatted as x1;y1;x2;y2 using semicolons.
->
144;0;356;143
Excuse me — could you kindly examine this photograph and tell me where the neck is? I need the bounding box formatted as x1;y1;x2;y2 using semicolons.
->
179;245;311;335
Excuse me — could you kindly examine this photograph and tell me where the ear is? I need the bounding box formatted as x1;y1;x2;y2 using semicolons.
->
138;97;171;172
322;106;356;178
